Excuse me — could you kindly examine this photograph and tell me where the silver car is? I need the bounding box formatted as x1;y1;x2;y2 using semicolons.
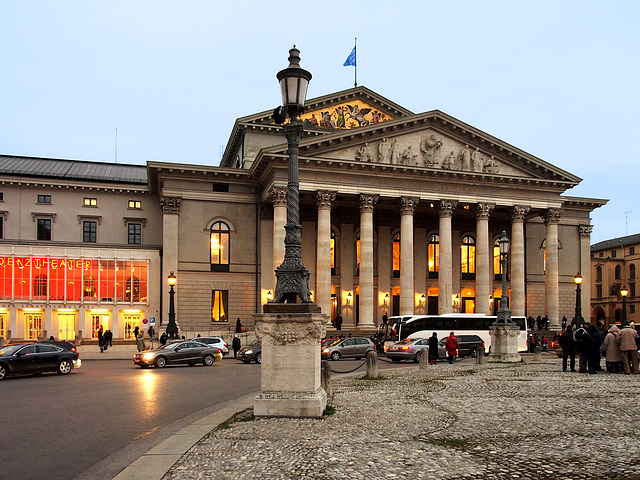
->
385;338;447;362
322;337;375;361
191;336;229;356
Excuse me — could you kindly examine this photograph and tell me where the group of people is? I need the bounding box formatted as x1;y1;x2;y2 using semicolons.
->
558;320;640;374
425;331;459;365
527;315;550;330
97;327;113;353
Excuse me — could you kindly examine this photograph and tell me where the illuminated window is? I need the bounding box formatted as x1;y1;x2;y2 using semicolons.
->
83;197;97;207
493;241;506;279
210;221;230;272
33;275;47;297
25;313;43;340
461;235;476;277
125;276;140;302
128;200;142;209
428;234;439;279
211;290;228;322
83;276;96;298
331;231;336;275
392;232;400;278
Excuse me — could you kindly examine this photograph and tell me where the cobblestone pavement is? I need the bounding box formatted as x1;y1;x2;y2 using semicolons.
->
163;358;640;480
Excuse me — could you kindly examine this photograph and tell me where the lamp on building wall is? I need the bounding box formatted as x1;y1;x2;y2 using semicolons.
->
267;290;273;302
309;291;313;302
384;293;389;306
493;230;513;325
573;273;583;328
621;285;629;322
270;46;313;304
166;272;178;339
453;295;460;309
346;292;352;305
419;294;426;307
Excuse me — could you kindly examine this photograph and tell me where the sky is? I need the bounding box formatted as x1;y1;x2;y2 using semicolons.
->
1;1;638;244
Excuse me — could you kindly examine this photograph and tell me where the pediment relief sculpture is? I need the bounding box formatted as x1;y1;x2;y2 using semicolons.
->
278;99;394;130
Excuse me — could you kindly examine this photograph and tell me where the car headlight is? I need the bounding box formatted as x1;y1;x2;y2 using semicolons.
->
244;349;253;355
322;348;329;354
142;353;154;361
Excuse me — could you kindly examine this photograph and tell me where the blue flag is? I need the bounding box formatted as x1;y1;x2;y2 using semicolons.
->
343;46;356;67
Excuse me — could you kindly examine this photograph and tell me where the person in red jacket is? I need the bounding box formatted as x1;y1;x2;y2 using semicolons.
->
445;331;460;364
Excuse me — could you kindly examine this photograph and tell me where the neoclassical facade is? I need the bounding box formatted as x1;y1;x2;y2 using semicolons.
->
0;87;606;340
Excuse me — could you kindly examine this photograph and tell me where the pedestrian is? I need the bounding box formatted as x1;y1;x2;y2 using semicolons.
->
561;316;567;331
148;325;155;348
235;318;242;333
559;325;576;372
543;315;549;330
540;336;548;351
427;332;439;365
617;320;640;374
536;315;542;330
445;331;459;364
160;332;168;346
334;313;343;331
98;327;105;353
232;335;241;359
105;329;113;347
382;312;388;334
581;324;601;374
601;325;623;373
134;325;140;339
136;333;146;352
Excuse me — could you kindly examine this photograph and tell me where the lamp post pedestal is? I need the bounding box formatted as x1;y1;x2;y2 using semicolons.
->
488;323;522;363
254;303;328;418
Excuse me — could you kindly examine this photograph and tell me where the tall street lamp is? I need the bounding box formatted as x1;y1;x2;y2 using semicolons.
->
493;230;513;325
271;46;313;304
573;273;583;328
166;272;178;339
621;285;628;322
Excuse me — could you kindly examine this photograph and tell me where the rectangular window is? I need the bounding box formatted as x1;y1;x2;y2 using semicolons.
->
630;247;636;255
37;219;52;240
596;285;602;299
599;252;604;258
631;305;636;314
37;194;51;204
128;200;142;209
612;250;617;258
212;183;229;192
0;192;3;201
83;221;97;242
0;217;3;239
211;290;228;322
128;223;141;244
83;197;97;207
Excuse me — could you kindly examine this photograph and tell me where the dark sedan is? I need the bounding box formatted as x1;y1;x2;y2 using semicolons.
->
237;344;261;364
132;340;223;368
0;343;81;380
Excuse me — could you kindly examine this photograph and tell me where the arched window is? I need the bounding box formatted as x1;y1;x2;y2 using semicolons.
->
210;221;230;272
630;264;636;280
392;232;400;278
596;265;603;282
428;234;439;279
461;235;476;278
615;265;622;280
493;240;507;280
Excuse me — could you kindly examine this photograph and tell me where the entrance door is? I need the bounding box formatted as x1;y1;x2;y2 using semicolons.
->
428;296;438;315
462;298;476;314
58;313;76;340
0;312;7;338
123;313;141;339
91;314;109;338
25;313;43;340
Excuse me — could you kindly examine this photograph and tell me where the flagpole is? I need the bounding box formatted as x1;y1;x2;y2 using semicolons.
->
354;38;357;87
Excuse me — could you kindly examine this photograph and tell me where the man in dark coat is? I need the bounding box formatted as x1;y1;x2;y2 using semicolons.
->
559;325;576;372
581;324;602;374
427;332;439;365
232;335;242;359
334;314;343;331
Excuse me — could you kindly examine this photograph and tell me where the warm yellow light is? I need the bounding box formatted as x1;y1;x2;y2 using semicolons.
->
23;308;43;312
384;293;389;306
123;309;141;313
267;290;273;301
167;272;177;286
420;294;426;306
57;308;76;312
620;286;629;297
574;274;583;285
346;292;352;305
489;295;494;304
90;309;109;313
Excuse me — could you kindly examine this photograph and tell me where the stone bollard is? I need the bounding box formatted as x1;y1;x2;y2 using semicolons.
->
419;350;429;370
0;337;4;347
476;348;485;365
321;360;332;399
533;345;542;362
366;350;379;379
76;330;83;346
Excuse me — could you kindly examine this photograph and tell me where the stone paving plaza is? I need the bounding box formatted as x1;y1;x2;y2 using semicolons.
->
163;357;640;480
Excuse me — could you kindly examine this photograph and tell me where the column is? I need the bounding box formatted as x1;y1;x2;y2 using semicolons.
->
160;197;181;330
511;206;530;316
400;197;419;315
543;209;562;330
475;203;494;315
579;225;593;320
316;191;336;322
438;200;457;314
270;187;287;290
340;220;355;328
359;194;379;328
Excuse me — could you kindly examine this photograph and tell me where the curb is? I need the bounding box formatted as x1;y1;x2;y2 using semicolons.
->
112;393;256;480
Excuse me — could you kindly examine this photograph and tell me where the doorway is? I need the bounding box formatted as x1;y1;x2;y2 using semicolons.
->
25;313;43;340
58;312;76;340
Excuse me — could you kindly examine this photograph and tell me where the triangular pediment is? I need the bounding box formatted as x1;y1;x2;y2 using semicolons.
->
258;110;581;186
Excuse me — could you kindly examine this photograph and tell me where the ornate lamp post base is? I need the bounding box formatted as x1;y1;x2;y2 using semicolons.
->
254;304;327;418
488;323;522;363
272;224;311;304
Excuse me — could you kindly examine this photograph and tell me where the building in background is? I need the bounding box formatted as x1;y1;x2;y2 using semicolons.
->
0;87;607;340
591;233;640;326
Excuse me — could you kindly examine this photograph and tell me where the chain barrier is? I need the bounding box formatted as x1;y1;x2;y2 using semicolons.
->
328;352;399;373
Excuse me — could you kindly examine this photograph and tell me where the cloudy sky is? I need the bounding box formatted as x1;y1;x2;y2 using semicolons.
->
1;1;638;243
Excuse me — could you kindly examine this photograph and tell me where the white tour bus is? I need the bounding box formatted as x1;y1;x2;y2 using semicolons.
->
389;313;528;353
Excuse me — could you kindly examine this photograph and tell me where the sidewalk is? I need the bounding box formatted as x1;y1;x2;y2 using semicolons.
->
115;355;640;480
78;344;138;360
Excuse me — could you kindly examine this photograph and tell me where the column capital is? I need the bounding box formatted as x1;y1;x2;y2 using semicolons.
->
475;203;495;220
316;190;337;210
511;205;530;223
359;194;379;213
160;196;181;213
543;208;563;225
438;200;458;218
269;187;288;207
399;196;419;215
579;224;593;238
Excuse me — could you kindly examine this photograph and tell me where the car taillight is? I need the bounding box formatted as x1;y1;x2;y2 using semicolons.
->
401;346;410;351
71;347;77;353
385;345;389;351
481;342;485;348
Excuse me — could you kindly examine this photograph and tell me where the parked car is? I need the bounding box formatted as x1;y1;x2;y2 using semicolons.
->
322;338;340;348
449;335;485;357
191;336;229;356
322;337;375;361
133;340;223;368
39;340;78;353
0;343;81;380
385;338;447;362
237;344;262;364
